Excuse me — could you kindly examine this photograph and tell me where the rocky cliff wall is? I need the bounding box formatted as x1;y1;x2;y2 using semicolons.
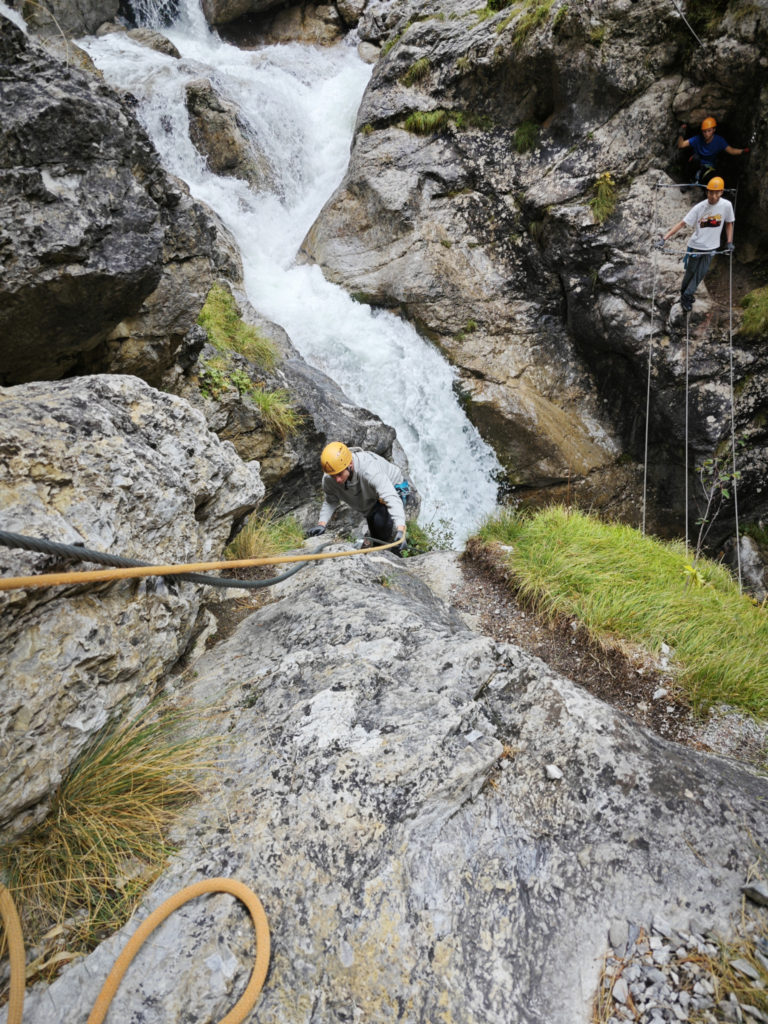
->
0;374;264;838
300;0;768;533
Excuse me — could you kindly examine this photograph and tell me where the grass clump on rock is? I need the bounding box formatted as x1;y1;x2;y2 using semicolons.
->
403;109;450;134
589;171;618;224
0;704;208;981
226;507;305;560
198;282;277;370
472;505;768;717
514;120;540;153
401;56;430;86
740;285;768;338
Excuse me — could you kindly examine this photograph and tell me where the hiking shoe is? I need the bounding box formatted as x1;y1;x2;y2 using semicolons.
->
680;295;693;313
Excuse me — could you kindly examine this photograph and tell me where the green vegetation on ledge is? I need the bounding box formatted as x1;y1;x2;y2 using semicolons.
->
226;507;305;560
403;109;493;135
472;505;768;717
197;282;277;370
740;285;768;338
196;285;300;437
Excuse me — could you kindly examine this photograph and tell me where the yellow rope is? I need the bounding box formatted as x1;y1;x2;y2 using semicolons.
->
0;884;25;1024
1;878;270;1024
0;537;402;592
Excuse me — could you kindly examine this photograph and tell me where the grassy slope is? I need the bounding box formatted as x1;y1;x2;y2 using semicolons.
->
475;506;768;717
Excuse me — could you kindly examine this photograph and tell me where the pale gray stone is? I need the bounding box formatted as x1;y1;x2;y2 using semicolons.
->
0;375;264;836
12;551;768;1024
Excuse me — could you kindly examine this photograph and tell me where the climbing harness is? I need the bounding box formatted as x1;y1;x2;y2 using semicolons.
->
646;179;742;590
1;877;269;1024
0;528;404;592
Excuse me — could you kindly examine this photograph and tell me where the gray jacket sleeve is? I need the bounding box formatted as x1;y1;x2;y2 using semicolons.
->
319;476;341;524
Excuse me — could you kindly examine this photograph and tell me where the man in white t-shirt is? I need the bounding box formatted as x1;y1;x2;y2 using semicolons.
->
656;176;735;313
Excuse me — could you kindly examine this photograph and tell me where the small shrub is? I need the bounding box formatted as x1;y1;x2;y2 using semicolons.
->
197;283;277;370
402;518;455;556
199;358;230;400
456;55;472;72
401;56;430;86
514;120;540;153
589;171;617;224
741;285;768;338
589;24;605;44
455;319;479;341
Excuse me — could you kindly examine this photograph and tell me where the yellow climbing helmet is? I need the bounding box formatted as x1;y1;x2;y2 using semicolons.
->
321;442;353;475
701;116;717;130
706;176;725;191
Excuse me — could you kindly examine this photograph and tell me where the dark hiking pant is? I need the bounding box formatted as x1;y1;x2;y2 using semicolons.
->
681;247;715;307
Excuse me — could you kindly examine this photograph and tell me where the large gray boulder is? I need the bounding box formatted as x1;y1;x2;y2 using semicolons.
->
17;549;768;1023
0;374;264;838
0;16;216;387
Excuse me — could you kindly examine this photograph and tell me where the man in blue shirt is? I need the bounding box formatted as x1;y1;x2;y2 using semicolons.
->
677;116;749;186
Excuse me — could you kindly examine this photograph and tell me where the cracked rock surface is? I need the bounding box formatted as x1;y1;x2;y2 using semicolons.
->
16;549;768;1024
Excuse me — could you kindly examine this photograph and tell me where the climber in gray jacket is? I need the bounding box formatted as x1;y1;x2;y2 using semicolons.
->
306;441;407;553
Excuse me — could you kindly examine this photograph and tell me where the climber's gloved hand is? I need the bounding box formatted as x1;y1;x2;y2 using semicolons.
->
306;525;326;537
654;238;666;250
726;242;735;253
678;123;688;137
394;528;405;545
742;147;750;154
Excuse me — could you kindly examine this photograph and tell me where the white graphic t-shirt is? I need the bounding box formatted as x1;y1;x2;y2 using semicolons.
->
684;197;735;251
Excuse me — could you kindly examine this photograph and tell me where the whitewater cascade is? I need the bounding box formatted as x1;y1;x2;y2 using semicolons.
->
79;2;502;540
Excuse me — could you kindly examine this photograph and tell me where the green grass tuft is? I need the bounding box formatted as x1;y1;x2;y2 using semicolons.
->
249;386;302;438
403;109;450;134
197;283;277;370
474;505;768;717
741;285;768;338
0;704;209;981
514;120;540;153
401;56;431;86
589;171;618;224
226;507;305;560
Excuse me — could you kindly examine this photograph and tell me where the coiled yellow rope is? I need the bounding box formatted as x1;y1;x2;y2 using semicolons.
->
1;878;270;1024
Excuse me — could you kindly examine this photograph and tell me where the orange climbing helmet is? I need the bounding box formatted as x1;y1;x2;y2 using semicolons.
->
706;176;725;191
321;442;353;475
701;117;717;131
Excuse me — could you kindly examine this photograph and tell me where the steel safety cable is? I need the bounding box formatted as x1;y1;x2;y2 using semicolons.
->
685;312;690;550
643;181;663;534
727;248;742;591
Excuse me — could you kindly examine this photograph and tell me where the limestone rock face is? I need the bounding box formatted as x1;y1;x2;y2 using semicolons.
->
10;0;117;38
19;550;768;1024
0;16;216;387
0;375;264;838
301;0;768;530
217;2;344;45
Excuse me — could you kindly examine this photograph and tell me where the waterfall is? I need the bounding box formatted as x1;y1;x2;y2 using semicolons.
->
79;1;502;542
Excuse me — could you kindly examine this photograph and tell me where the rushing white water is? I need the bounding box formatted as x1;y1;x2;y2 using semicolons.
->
80;4;501;541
